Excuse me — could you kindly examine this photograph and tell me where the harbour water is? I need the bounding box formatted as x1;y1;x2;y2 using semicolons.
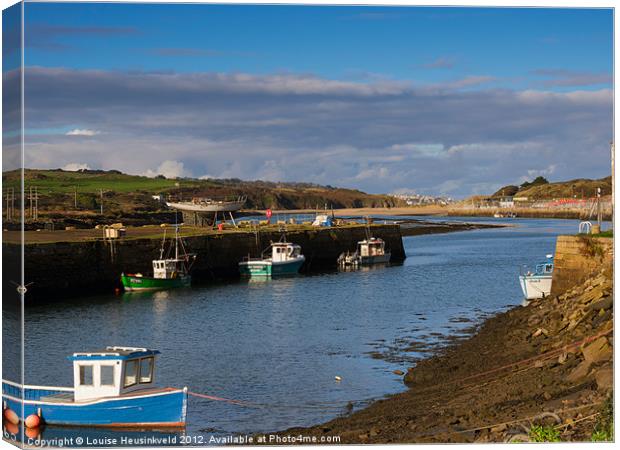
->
6;217;594;443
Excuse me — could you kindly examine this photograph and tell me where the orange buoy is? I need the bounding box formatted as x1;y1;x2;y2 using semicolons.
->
3;408;19;425
25;414;41;429
25;426;40;439
4;421;18;435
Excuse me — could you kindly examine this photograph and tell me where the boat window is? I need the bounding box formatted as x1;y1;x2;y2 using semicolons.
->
100;365;115;386
79;365;94;386
139;357;154;383
124;359;138;387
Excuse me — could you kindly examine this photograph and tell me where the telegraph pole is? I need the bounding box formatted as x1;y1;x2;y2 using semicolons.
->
74;186;78;209
100;189;104;215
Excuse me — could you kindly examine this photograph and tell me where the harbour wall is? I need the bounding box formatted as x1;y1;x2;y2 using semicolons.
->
551;235;613;295
7;224;405;301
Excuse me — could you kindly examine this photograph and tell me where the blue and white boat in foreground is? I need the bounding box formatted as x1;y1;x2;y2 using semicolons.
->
519;255;554;300
2;347;187;428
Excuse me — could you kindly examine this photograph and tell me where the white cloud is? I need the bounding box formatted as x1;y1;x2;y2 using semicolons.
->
65;129;100;136
62;162;90;171
144;160;189;179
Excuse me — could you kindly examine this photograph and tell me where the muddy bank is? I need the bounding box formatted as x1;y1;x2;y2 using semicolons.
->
273;266;613;443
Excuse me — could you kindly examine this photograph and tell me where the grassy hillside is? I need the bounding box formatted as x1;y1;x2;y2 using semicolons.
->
2;169;401;220
491;176;611;200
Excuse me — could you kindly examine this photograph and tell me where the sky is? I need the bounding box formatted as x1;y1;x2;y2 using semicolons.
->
2;2;614;197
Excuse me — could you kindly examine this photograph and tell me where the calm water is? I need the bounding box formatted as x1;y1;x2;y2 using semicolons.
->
8;218;594;443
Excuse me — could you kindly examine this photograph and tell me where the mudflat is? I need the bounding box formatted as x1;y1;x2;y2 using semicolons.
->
274;268;613;443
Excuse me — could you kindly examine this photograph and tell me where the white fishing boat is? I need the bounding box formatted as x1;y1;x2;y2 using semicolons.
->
338;237;391;267
519;254;554;300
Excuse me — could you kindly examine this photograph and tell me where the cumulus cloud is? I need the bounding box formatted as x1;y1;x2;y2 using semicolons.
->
15;66;613;196
62;163;91;171
66;129;100;136
144;160;189;179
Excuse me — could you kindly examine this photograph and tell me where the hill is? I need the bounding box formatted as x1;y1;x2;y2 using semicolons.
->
491;176;611;200
2;169;402;222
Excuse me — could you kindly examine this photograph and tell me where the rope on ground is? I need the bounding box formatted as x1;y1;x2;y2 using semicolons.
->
454;401;604;434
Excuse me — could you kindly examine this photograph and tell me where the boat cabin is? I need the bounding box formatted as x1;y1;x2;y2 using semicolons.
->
68;346;159;401
534;255;554;275
358;238;386;257
153;259;185;279
271;242;302;262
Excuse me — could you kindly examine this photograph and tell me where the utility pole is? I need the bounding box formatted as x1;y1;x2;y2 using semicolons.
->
597;187;602;228
34;186;38;221
74;186;78;209
100;189;104;215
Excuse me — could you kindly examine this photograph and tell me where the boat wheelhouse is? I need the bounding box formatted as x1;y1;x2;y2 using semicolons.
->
338;237;391;267
121;225;195;291
239;241;305;277
2;347;187;427
519;255;554;300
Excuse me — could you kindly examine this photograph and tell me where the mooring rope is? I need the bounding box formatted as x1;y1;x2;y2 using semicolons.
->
188;390;378;411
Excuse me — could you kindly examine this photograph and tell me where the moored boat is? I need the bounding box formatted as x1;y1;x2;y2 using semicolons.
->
239;238;305;278
338;237;391;267
519;254;554;300
2;347;187;427
121;225;195;291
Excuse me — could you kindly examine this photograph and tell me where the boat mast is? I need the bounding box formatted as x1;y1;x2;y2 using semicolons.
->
160;228;166;259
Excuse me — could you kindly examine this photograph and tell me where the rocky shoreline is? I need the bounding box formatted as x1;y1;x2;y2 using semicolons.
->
272;261;613;443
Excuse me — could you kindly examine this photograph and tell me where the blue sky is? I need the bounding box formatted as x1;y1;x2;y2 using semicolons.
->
4;3;614;196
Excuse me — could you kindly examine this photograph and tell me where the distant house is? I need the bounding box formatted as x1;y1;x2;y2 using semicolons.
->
499;196;514;208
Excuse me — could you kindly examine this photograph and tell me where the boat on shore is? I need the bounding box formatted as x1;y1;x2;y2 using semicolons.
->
338;237;391;267
166;196;246;213
519;254;554;300
2;347;187;428
121;225;196;291
239;235;305;278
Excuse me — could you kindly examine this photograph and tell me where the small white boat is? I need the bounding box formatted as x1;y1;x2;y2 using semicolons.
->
519;255;554;300
338;237;391;267
239;239;305;277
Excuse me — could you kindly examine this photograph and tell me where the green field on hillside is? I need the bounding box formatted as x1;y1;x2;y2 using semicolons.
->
3;169;205;194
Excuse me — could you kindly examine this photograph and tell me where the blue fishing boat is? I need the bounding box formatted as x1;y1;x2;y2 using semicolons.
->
519;254;554;300
2;347;187;428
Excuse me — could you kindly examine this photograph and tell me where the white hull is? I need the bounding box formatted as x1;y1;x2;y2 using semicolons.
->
519;275;552;300
166;201;245;213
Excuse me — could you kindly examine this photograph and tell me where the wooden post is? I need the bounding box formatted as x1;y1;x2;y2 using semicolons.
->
74;186;78;209
100;189;104;215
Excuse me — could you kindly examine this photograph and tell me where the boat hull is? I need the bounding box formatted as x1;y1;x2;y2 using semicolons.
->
360;252;391;265
519;274;552;300
166;201;244;213
121;274;191;291
2;382;187;427
239;257;305;277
